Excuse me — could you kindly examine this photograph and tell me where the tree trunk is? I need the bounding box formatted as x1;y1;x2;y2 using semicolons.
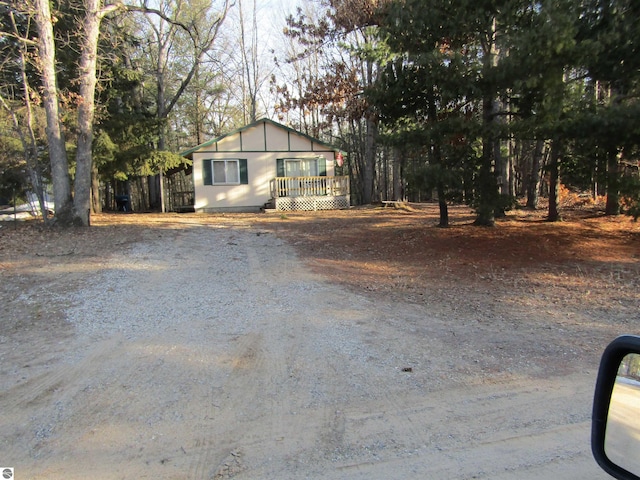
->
437;182;449;228
508;135;516;198
475;18;499;226
494;97;508;218
91;162;101;213
547;139;562;222
475;94;497;226
426;85;448;227
194;64;203;145
362;114;377;204
392;148;403;201
159;168;166;213
34;0;73;223
605;148;621;215
526;139;544;209
360;54;379;205
74;0;104;225
153;37;168;211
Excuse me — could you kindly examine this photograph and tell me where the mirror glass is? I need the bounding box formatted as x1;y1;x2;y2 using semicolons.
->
605;353;640;476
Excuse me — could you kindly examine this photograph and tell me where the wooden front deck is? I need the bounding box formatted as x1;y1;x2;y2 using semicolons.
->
268;176;350;211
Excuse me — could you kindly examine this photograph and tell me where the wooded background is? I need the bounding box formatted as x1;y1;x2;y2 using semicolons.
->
1;0;639;226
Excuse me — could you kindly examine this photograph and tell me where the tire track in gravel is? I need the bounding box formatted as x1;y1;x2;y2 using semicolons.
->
159;225;261;480
188;230;313;479
212;229;424;477
0;335;124;464
212;227;607;479
1;225;239;478
184;227;379;479
177;226;283;479
0;218;612;479
299;372;605;479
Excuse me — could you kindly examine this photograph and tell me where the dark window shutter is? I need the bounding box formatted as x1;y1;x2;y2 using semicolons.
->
276;158;285;177
203;160;213;185
318;157;327;176
239;159;248;184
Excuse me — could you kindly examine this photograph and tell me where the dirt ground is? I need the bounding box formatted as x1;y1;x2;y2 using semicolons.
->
0;202;638;479
259;202;640;369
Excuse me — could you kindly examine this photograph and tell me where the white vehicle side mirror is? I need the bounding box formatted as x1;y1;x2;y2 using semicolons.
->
592;335;640;480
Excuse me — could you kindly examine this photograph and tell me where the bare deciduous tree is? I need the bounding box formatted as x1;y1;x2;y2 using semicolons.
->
74;0;121;225
33;0;75;224
0;6;48;220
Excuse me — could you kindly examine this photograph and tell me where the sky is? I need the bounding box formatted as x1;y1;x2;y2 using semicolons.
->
237;0;310;117
263;0;304;27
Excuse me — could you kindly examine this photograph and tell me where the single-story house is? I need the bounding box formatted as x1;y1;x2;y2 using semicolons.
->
180;118;349;212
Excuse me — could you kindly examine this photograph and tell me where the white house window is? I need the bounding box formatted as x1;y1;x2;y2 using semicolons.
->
277;157;326;177
203;159;248;185
214;160;239;183
285;158;318;177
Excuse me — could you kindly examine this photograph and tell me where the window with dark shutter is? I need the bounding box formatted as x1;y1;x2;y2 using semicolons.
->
203;160;213;185
202;159;245;185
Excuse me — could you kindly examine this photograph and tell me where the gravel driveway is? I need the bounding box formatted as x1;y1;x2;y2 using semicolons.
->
0;219;610;479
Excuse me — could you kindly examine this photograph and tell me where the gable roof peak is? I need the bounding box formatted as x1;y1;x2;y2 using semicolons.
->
180;118;339;159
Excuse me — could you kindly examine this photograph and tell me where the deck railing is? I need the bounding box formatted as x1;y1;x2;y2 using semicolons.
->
270;176;350;198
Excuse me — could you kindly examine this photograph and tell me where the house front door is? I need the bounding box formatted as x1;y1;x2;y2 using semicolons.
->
284;160;301;178
285;160;315;197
